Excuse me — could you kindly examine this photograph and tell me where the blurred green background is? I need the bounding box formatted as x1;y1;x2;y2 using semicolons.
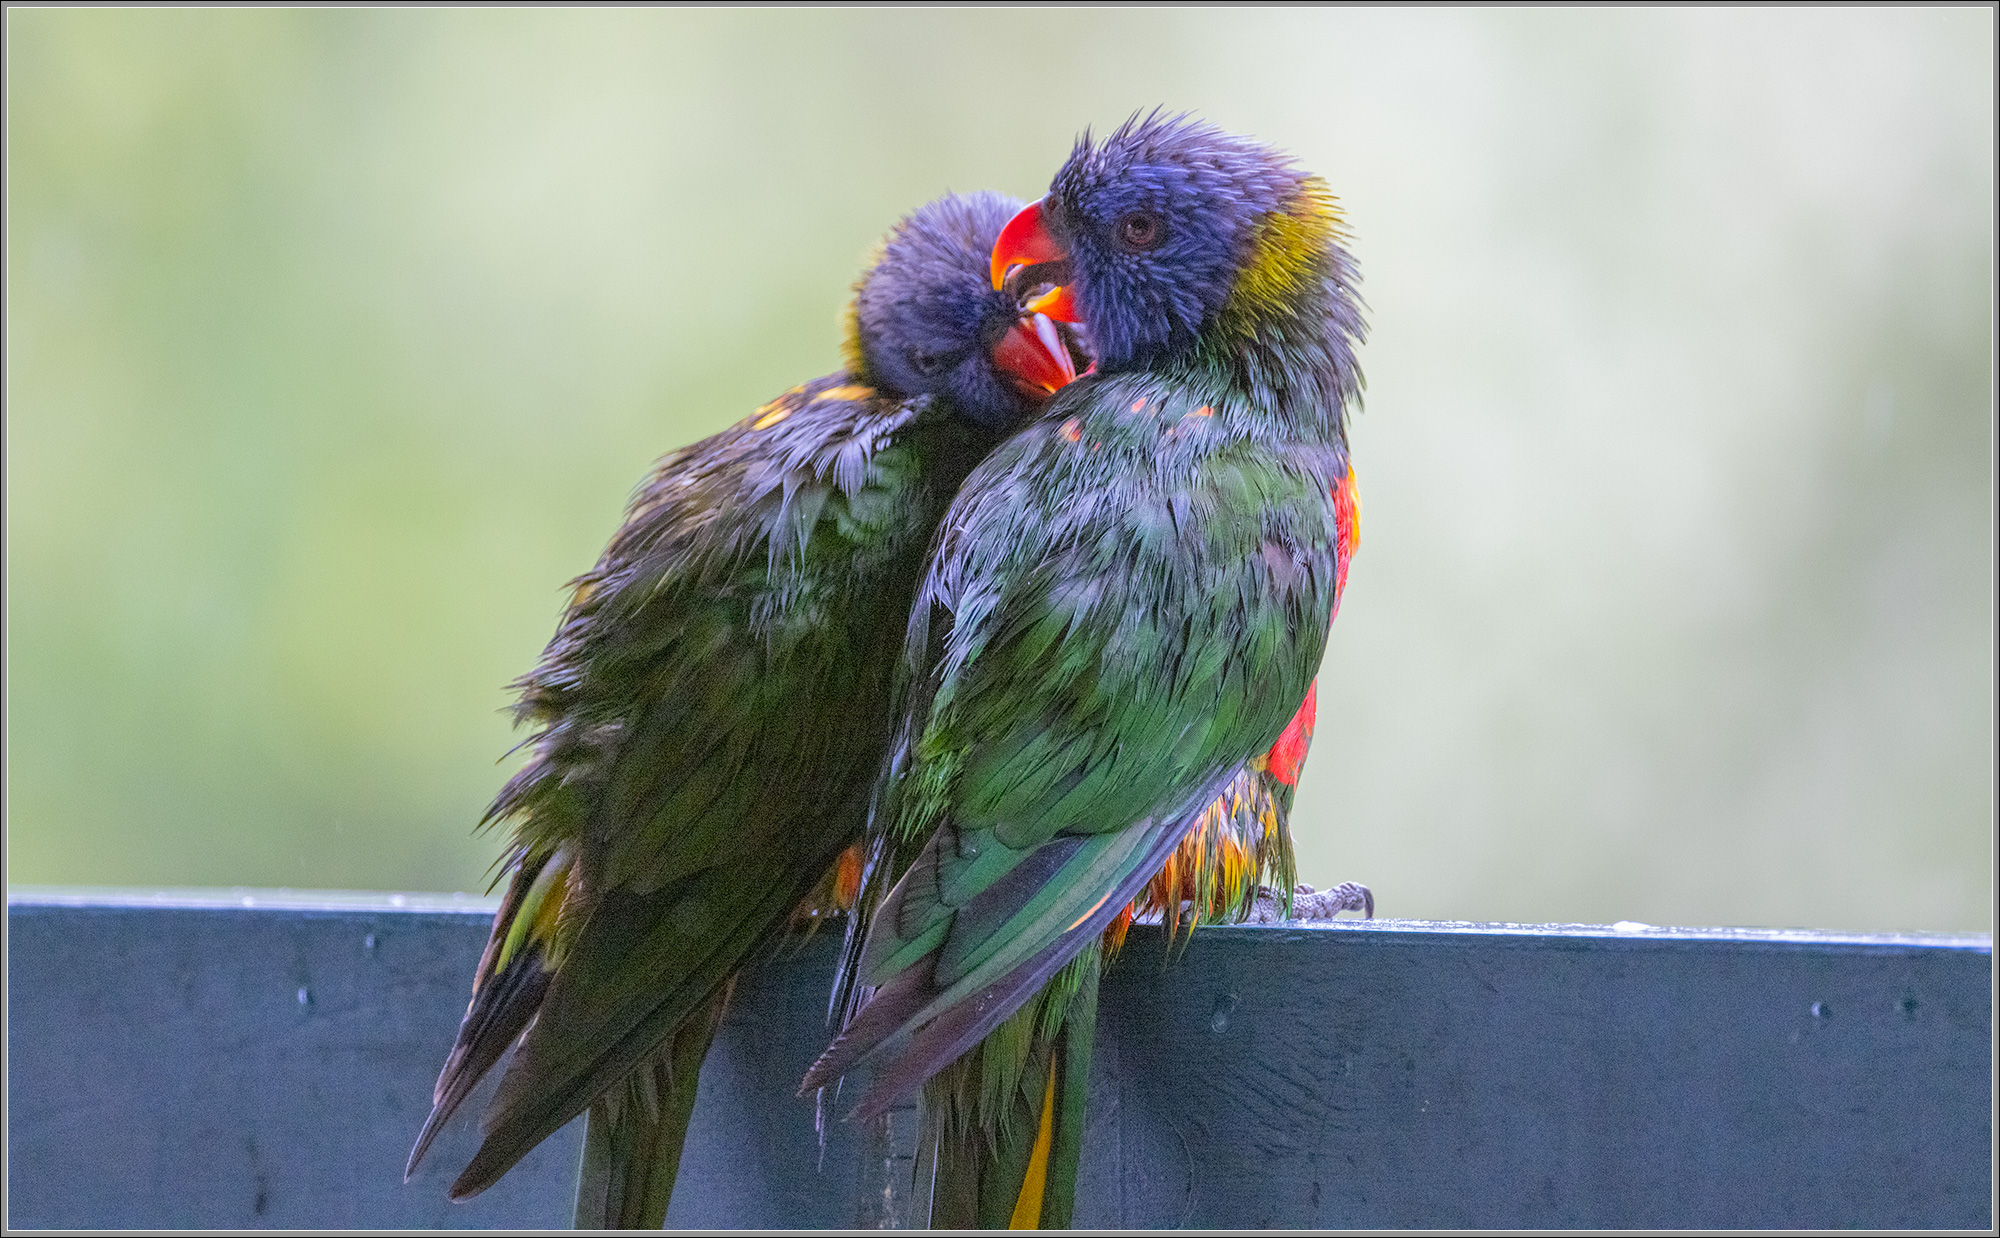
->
7;9;1992;931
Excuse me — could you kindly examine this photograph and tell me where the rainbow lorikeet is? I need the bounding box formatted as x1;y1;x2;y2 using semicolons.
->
850;471;1365;1229
402;190;1080;1228
804;113;1368;1229
850;480;1367;1230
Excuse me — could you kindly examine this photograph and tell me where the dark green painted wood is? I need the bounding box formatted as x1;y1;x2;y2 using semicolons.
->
7;893;1990;1229
1081;921;1992;1229
4;892;870;1229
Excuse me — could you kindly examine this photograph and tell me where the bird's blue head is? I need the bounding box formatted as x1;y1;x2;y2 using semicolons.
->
850;191;1078;432
992;111;1355;378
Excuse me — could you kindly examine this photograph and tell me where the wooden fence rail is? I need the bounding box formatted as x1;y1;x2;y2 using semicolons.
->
7;890;1991;1229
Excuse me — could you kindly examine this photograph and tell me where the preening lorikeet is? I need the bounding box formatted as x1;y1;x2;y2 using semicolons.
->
402;190;1079;1228
804;113;1368;1229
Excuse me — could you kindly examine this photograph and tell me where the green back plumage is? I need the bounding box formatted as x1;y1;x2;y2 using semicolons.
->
806;369;1349;1112
807;371;1348;1229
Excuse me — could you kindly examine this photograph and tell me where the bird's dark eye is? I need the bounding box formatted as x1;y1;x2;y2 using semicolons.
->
909;350;947;377
1117;211;1164;251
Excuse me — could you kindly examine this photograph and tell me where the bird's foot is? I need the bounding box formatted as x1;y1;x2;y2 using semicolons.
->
1247;880;1373;923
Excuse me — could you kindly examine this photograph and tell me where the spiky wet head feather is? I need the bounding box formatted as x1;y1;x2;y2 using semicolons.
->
848;191;1044;431
1041;110;1365;435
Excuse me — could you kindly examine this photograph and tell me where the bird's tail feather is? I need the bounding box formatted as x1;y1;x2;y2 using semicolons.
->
1037;965;1097;1229
571;984;729;1229
406;848;571;1180
839;807;1192;1121
406;951;551;1179
924;946;1101;1229
452;853;837;1200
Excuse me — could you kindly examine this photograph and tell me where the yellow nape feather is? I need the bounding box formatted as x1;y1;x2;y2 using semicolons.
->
840;232;891;379
838;297;867;377
1217;176;1345;341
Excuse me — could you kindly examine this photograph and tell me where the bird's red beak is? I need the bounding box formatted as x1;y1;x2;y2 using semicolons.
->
990;312;1077;400
991;199;1080;323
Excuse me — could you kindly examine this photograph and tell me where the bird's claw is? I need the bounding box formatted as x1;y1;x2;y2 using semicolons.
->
1294;880;1374;920
1246;880;1374;923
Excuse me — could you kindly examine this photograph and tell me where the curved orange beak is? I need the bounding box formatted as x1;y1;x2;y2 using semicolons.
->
991;198;1080;323
991;312;1077;399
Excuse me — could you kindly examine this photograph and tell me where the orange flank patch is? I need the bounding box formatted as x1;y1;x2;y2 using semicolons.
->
1130;396;1147;413
1264;683;1318;788
1060;418;1083;443
812;384;876;404
1126;758;1296;939
568;579;597;610
1342;465;1362;544
1165;406;1212;442
831;843;864;911
1331;466;1361;621
1151;847;1183;918
789;841;868;928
